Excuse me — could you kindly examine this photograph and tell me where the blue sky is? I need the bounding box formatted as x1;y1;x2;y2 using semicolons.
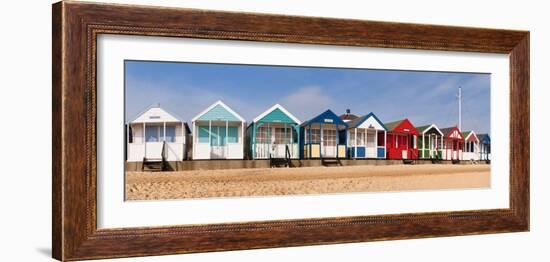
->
125;60;490;133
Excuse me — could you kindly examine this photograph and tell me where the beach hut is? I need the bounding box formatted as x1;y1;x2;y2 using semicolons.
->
246;104;301;159
346;112;387;159
417;124;444;159
384;119;419;160
478;133;491;161
126;105;190;165
440;126;464;161
191;101;245;160
300;110;348;159
462;130;480;161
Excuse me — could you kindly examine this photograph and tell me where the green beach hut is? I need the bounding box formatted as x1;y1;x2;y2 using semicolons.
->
246;104;301;159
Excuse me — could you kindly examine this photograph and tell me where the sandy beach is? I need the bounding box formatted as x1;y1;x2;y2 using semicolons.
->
125;164;490;200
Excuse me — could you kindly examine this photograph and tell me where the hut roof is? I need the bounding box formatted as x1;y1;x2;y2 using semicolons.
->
440;126;464;139
383;119;418;134
252;104;301;125
130;104;183;124
384;119;405;131
416;124;444;136
192;100;245;123
462;130;479;142
301;109;348;127
478;133;491;144
347;112;387;130
339;112;359;122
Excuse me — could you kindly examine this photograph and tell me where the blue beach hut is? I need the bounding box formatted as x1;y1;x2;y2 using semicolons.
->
345;112;387;159
300;110;348;159
478;133;491;161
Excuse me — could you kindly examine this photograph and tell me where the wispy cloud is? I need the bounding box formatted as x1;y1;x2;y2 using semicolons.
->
280;86;335;120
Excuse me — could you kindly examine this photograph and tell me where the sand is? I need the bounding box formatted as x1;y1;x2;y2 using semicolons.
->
125;164;490;200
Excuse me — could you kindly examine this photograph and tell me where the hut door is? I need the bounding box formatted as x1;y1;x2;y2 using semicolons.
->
322;129;337;157
210;126;226;159
365;130;376;158
273;127;291;158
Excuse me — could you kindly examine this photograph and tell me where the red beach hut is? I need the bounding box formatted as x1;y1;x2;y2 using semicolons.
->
439;126;464;161
384;119;419;160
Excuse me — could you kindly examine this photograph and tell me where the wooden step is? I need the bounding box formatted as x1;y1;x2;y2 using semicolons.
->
321;158;342;167
270;158;290;167
142;160;165;172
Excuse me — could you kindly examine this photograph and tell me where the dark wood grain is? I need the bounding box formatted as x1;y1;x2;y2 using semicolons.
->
52;1;530;261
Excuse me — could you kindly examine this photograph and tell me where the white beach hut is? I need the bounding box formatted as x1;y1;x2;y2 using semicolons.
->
126;105;189;168
345;112;387;159
462;130;480;161
192;101;246;160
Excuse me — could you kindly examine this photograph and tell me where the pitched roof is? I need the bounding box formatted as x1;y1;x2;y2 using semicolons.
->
130;104;183;124
439;126;464;139
384;119;405;131
416;124;444;136
478;133;491;144
439;127;458;136
347;112;387;130
301;109;348;127
252;104;301;124
339;113;359;121
462;130;479;142
191;100;245;122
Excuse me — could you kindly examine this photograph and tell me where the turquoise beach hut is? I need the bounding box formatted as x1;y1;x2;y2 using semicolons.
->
246;104;301;159
191;101;245;160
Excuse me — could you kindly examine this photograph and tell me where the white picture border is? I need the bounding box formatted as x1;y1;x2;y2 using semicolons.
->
97;34;509;229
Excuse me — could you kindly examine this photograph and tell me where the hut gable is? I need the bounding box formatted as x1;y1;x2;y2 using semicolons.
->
348;112;387;130
192;100;244;122
462;131;480;142
253;104;301;124
417;124;444;136
440;126;464;139
384;119;418;135
301;109;348;127
131;105;181;123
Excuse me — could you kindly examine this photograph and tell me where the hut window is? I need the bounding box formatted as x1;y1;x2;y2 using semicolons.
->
349;130;355;146
323;129;336;146
257;126;269;143
210;126;223;146
145;125;160;142
356;129;366;145
310;128;321;143
198;126;210;143
165;125;176;142
227;126;239;143
366;130;375;147
274;127;291;144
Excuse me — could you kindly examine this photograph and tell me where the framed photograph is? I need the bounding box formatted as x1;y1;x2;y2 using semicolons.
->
52;1;529;261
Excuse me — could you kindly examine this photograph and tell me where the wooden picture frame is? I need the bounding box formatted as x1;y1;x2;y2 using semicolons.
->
52;1;529;261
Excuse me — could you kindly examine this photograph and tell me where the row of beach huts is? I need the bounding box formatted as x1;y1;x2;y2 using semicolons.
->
126;101;491;167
